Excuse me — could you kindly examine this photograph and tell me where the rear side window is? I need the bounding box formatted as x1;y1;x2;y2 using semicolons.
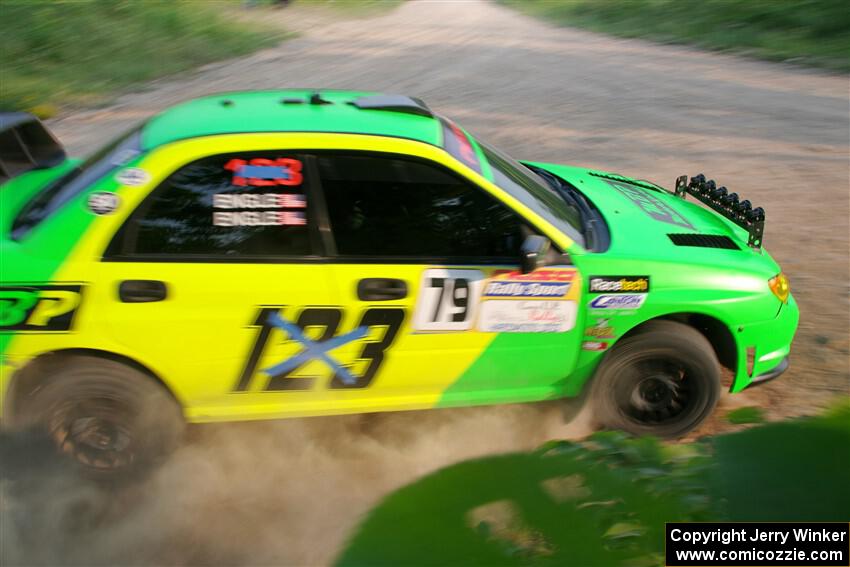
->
439;117;481;174
108;153;311;259
12;127;142;240
317;153;525;261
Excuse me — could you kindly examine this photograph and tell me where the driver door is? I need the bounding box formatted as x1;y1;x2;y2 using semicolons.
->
314;151;584;408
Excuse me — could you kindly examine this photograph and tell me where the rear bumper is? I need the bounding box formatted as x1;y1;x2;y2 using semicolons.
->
744;356;789;390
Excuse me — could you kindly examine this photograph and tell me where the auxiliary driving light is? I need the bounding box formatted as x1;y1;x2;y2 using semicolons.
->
722;192;739;208
747;207;765;222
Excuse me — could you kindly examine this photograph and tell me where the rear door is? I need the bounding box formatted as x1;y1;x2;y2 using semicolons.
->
100;148;346;420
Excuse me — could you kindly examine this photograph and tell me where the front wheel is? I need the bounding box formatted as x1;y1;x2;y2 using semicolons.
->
590;320;721;438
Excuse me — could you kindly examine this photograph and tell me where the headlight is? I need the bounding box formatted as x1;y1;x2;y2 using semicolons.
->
768;273;790;303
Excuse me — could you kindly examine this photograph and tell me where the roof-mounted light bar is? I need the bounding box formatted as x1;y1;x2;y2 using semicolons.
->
675;173;765;248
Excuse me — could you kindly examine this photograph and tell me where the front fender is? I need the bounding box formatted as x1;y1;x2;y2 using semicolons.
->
563;283;797;396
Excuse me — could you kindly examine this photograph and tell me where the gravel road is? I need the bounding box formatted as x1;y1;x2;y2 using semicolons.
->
9;1;848;564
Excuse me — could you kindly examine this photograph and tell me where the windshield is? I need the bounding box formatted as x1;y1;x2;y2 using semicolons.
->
11;126;143;240
477;142;585;247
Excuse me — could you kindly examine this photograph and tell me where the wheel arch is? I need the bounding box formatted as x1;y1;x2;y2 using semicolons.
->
619;312;737;372
4;348;184;420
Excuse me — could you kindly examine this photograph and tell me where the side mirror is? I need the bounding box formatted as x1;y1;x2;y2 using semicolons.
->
520;235;550;274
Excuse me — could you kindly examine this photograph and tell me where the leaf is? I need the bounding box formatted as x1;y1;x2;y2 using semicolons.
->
604;522;645;539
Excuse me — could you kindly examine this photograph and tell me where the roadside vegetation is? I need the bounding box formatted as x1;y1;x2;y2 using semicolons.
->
337;401;850;565
498;0;850;72
0;0;284;115
254;0;402;14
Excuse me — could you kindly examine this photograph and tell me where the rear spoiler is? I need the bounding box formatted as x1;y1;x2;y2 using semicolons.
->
675;174;765;248
0;112;66;185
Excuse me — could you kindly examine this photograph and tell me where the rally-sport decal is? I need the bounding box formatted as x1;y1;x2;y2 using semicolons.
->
477;268;577;333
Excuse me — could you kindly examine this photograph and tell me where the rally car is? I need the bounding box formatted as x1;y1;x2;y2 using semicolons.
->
0;91;798;474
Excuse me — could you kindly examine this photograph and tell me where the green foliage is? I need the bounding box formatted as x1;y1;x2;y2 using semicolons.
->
0;0;283;112
250;0;401;15
712;402;850;522
336;403;850;566
725;406;765;424
336;432;715;566
498;0;850;72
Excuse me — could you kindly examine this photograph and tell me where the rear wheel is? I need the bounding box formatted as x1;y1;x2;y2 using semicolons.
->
590;321;721;438
9;356;184;478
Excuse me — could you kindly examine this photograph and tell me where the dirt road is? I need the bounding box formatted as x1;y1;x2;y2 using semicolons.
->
9;1;848;564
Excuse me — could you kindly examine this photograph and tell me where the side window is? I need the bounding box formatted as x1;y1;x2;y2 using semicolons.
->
317;153;526;260
112;153;311;258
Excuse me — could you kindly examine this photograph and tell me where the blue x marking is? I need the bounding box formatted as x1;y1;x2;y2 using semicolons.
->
262;312;368;386
237;165;291;180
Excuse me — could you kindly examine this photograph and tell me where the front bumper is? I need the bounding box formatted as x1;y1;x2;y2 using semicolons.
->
730;294;799;393
744;356;789;390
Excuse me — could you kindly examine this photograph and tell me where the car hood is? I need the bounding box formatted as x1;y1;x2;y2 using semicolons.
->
527;161;779;271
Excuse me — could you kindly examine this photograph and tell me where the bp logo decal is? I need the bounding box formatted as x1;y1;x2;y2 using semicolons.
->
0;285;83;332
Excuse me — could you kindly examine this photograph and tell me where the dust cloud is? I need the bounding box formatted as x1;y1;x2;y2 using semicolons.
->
1;401;596;566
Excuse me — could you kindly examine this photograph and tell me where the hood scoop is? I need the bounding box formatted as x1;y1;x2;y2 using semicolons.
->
668;233;739;250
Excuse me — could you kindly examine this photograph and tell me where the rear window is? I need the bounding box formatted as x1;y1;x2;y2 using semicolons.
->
11;127;143;240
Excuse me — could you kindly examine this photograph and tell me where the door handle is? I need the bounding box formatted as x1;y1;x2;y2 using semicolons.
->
357;278;407;301
118;280;167;303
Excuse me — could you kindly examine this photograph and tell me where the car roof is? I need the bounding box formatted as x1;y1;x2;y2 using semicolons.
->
140;90;443;150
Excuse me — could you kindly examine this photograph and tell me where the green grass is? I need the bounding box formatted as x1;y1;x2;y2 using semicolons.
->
725;406;765;424
0;0;284;114
498;0;850;72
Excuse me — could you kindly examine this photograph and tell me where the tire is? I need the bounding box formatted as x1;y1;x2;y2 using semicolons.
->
8;356;184;478
590;320;721;438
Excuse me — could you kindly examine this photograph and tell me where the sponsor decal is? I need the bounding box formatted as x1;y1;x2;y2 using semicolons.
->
491;269;575;283
584;318;615;338
582;341;609;351
606;180;695;230
588;276;649;294
589;294;646;310
478;300;577;333
0;285;83;332
224;157;303;187
212;211;306;227
87;192;120;215
484;281;570;298
115;167;150;186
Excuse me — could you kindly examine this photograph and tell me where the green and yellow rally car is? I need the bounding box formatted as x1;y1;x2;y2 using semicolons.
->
0;90;798;473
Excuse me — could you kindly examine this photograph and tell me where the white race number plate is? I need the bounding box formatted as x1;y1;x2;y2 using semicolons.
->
412;269;486;331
